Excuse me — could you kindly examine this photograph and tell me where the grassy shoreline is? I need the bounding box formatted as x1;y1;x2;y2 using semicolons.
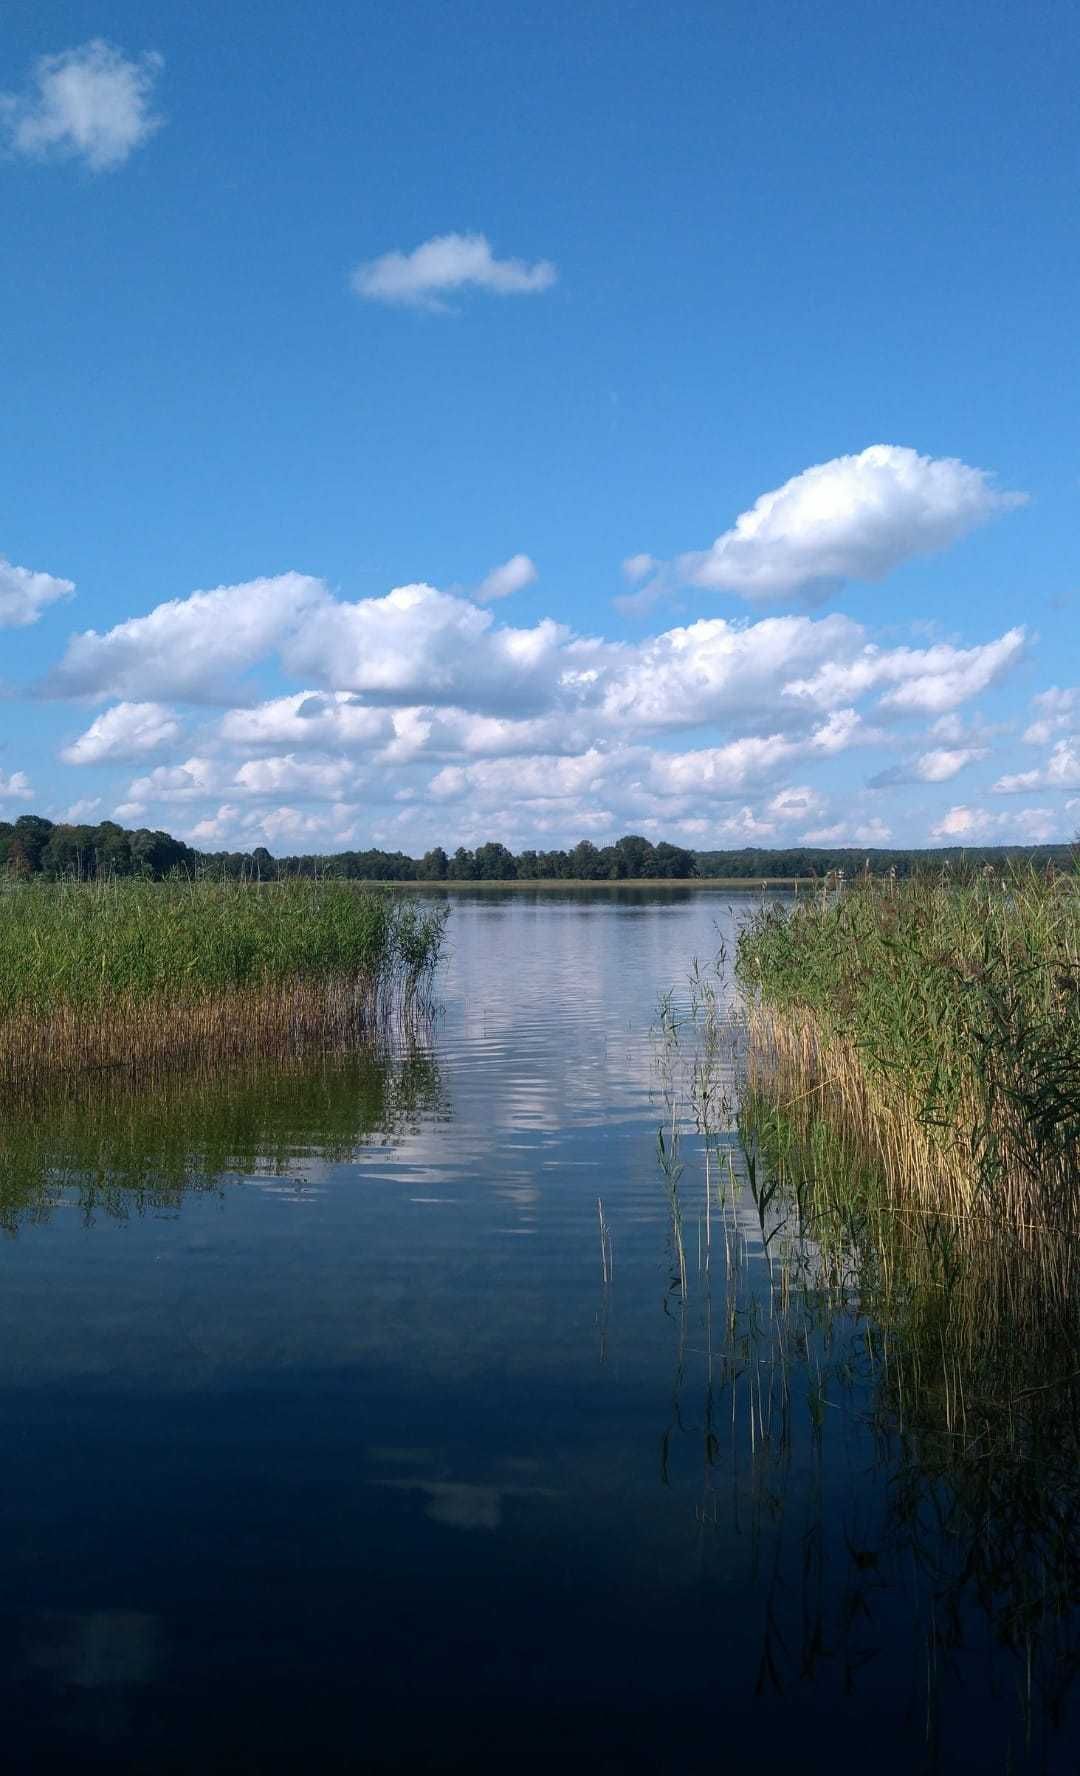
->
734;867;1080;1247
0;877;445;1090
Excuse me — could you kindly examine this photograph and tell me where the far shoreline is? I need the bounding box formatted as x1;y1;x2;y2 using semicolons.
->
381;877;799;891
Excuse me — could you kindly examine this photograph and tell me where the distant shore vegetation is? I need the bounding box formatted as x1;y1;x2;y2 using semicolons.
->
0;813;1075;885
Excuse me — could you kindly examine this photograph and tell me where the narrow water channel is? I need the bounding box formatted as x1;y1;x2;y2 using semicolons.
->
0;889;1075;1773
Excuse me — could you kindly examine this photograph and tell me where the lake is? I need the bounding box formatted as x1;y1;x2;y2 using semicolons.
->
0;889;1075;1773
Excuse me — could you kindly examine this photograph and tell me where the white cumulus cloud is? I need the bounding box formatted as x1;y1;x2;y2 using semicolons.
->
0;770;33;801
801;817;892;845
128;757;222;802
869;745;988;788
0;556;74;628
2;40;163;171
281;583;571;715
935;805;991;838
645;735;809;799
675;445;1025;602
38;555;1057;852
351;233;556;310
187;804;360;850
1012;808;1061;842
596;614;864;734
44;573;327;704
994;737;1080;794
60;702;183;765
931;804;1065;843
1023;687;1077;745
217;692;394;753
61;798;102;822
231;754;360;801
418;719;868;835
785;627;1026;716
125;752;365;809
767;785;826;822
914;747;987;782
427;749;611;806
47;571;1025;751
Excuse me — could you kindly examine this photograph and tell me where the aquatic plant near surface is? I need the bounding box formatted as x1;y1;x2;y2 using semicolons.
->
734;866;1080;1244
0;877;446;1089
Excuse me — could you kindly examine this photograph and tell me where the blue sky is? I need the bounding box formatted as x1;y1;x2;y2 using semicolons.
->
2;0;1078;852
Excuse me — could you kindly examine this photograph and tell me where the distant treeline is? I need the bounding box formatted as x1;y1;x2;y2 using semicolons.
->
0;814;1075;884
693;843;1077;878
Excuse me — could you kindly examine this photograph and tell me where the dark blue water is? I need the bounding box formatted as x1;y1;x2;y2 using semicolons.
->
0;890;1075;1773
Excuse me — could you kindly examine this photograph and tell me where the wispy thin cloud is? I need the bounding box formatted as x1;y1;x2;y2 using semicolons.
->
475;554;537;603
351;233;556;311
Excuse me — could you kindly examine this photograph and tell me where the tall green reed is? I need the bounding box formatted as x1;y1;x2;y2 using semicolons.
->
0;877;446;1087
735;865;1080;1239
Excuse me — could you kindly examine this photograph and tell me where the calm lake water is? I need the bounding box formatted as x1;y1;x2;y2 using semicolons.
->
0;889;1076;1773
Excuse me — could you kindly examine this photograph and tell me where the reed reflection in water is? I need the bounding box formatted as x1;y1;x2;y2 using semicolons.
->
0;1044;449;1231
650;961;1079;1772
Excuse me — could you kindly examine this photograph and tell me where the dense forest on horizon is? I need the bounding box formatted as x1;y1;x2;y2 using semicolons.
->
0;813;1075;885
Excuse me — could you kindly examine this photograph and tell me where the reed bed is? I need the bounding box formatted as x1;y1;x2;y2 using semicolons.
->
0;876;445;1089
735;866;1080;1246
